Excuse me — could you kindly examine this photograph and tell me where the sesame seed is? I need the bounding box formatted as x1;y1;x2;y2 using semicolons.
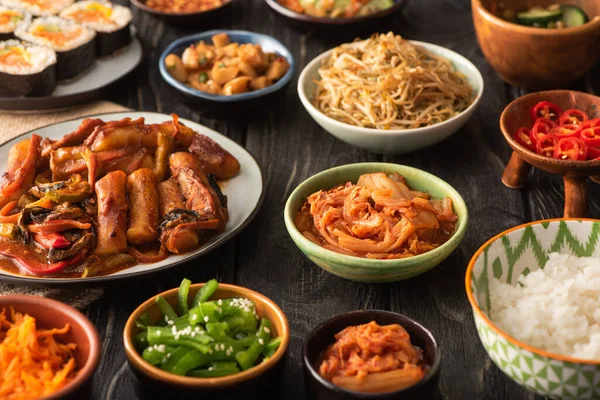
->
258;338;264;346
264;327;270;334
167;320;174;326
208;367;214;371
191;314;198;321
147;347;153;352
204;316;209;322
217;299;223;306
157;331;161;336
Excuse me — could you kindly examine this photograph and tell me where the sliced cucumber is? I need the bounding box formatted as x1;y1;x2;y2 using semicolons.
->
516;8;562;26
366;0;394;11
560;4;588;27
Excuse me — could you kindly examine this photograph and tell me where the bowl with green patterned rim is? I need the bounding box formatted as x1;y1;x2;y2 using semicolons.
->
466;219;600;400
283;162;468;283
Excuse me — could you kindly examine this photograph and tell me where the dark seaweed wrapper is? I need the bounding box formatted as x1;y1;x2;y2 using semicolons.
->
56;37;96;80
0;32;15;41
0;63;57;97
96;24;131;57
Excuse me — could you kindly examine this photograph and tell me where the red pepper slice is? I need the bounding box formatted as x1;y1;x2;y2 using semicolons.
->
33;232;71;250
514;127;534;151
529;118;557;144
581;118;600;130
580;126;600;147
550;124;582;139
587;146;600;159
531;101;562;122
536;134;557;157
559;109;589;126
554;138;582;161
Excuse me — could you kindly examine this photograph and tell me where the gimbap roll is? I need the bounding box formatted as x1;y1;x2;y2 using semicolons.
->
15;16;95;80
0;40;56;96
0;0;74;17
60;1;132;57
0;6;29;40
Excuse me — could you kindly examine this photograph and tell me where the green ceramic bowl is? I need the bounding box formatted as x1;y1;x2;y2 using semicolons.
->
466;219;600;400
283;162;468;283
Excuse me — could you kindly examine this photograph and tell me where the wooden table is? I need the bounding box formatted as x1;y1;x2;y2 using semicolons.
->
92;0;600;398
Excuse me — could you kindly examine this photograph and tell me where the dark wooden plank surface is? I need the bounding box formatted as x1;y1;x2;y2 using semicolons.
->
89;0;600;399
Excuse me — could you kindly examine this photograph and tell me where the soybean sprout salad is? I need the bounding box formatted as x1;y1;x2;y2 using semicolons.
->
314;32;475;130
134;279;282;377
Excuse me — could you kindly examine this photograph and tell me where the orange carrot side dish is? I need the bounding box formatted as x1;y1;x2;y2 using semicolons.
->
0;307;77;399
295;172;458;259
319;321;427;393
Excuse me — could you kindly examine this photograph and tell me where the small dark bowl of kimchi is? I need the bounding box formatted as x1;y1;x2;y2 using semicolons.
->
303;310;441;400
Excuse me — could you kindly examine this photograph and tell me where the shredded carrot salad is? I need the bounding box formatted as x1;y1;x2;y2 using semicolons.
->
0;307;77;399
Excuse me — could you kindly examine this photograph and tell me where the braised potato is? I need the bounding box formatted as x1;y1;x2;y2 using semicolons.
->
250;76;272;91
224;76;251;95
164;54;188;83
167;33;289;96
211;64;239;85
212;32;230;48
266;57;290;80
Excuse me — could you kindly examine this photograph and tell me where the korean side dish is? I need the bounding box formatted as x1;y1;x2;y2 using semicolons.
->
319;321;427;393
496;3;589;29
135;279;282;377
294;172;458;259
144;0;229;14
0;0;132;97
512;100;600;161
0;307;77;398
314;32;475;130
165;33;290;96
0;115;241;278
490;253;600;360
277;0;394;18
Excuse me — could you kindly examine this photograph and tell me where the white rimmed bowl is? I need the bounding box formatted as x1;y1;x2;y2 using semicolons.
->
297;40;484;155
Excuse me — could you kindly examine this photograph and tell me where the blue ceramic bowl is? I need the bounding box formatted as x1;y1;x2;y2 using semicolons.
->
159;30;295;105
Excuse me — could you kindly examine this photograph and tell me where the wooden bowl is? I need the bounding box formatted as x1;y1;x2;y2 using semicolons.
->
0;295;100;400
123;282;289;397
472;0;600;89
500;90;600;217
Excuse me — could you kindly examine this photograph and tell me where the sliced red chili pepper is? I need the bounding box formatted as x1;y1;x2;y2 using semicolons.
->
554;138;581;161
529;118;557;144
536;134;557;157
33;232;71;250
587;146;600;159
514;127;535;151
558;109;589;126
550;124;581;139
581;118;600;129
531;101;562;122
581;126;600;147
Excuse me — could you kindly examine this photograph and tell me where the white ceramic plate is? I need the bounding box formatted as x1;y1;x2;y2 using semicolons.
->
0;38;143;111
0;112;264;287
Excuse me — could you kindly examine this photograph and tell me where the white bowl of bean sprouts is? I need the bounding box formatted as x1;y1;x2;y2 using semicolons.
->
298;33;484;155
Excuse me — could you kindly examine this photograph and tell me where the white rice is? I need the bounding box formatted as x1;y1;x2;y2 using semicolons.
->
15;16;95;52
0;0;74;17
0;6;30;33
0;39;56;74
59;1;132;33
489;252;600;360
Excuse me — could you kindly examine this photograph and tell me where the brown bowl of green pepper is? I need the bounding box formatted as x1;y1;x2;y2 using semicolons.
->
123;278;290;397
